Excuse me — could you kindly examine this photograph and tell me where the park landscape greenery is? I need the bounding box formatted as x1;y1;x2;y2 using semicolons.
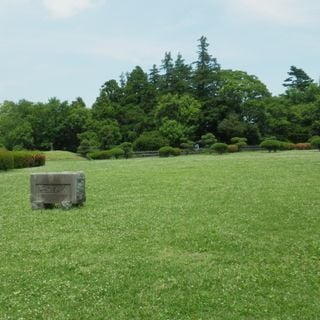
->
0;36;320;318
0;151;319;319
0;37;320;154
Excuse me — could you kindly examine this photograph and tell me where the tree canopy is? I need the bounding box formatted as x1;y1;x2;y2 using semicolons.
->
0;37;319;151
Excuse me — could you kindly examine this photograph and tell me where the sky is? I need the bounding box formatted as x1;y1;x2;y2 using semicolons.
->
1;0;320;107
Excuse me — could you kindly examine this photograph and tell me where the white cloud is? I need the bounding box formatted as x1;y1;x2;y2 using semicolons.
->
41;0;101;19
225;0;320;27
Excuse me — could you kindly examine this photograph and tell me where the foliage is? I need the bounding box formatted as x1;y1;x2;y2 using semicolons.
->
0;150;14;170
88;148;125;160
280;142;295;150
77;139;98;157
200;133;217;148
120;142;133;159
283;66;313;91
133;131;169;151
211;142;228;154
12;151;45;168
1;38;320;153
310;137;320;150
87;150;111;160
159;146;181;157
230;137;248;149
0;151;45;170
108;147;125;159
295;143;311;150
260;139;281;152
227;144;239;152
159;120;187;146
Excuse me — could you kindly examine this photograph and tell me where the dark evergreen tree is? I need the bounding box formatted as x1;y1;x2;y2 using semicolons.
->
192;36;220;100
283;66;313;91
171;53;192;95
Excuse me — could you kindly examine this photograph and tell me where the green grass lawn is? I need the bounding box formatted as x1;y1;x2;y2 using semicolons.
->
0;151;319;319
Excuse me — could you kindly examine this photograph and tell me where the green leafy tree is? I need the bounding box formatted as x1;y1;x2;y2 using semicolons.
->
159;120;187;146
98;121;122;149
217;113;246;142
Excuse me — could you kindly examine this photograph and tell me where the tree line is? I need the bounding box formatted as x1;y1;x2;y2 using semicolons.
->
0;36;319;152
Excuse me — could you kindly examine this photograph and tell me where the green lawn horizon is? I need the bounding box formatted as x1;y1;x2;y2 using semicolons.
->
0;151;319;319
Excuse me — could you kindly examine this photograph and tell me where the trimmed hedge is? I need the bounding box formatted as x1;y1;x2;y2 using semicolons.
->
260;140;281;152
0;151;45;171
310;137;320;150
159;146;181;157
88;147;125;160
0;151;14;171
211;143;228;154
227;144;239;153
295;143;311;150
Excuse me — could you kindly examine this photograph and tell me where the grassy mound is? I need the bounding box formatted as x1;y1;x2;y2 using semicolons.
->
44;150;86;161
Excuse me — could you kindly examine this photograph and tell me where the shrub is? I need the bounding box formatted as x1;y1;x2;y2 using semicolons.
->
159;146;173;157
77;139;99;157
108;147;125;159
308;135;320;143
180;141;194;154
120;142;133;159
0;151;45;170
133;131;169;151
31;152;46;166
260;140;281;152
87;151;111;160
172;147;182;156
158;146;181;157
200;133;217;148
211;143;228;154
230;137;247;149
12;151;45;168
227;144;239;153
280;142;295;150
295;143;311;150
12;151;34;168
310;137;320;150
0;151;14;171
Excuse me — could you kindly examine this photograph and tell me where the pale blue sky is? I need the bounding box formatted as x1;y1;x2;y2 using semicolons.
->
1;0;320;106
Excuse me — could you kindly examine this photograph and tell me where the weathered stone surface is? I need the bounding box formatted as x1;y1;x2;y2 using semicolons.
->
30;172;85;210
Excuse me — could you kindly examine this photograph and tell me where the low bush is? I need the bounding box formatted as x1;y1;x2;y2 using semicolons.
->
310;137;320;150
87;151;111;160
230;137;247;149
295;143;311;150
260;140;281;152
12;151;35;168
0;151;44;170
31;152;46;167
133;131;169;151
308;135;320;143
0;151;14;171
120;142;133;159
172;147;182;156
211;143;228;154
108;147;125;159
12;151;46;168
227;144;239;153
280;142;295;150
88;148;125;160
159;146;181;157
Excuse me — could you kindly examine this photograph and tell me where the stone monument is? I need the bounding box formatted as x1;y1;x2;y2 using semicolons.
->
30;172;85;209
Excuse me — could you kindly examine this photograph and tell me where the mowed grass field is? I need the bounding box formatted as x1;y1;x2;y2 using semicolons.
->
0;151;319;319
